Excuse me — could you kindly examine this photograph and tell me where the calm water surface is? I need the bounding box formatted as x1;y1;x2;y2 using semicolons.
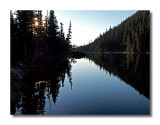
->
13;54;150;115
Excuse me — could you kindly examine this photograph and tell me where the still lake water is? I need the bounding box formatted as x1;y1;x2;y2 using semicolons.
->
13;54;150;115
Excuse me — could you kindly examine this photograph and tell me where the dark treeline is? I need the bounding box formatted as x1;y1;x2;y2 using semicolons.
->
78;11;150;53
86;53;150;99
10;10;74;114
11;10;72;65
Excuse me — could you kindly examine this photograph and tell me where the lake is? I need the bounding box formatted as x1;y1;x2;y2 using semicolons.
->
12;53;150;115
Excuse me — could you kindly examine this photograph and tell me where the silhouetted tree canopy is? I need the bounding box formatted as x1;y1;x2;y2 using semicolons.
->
11;10;73;65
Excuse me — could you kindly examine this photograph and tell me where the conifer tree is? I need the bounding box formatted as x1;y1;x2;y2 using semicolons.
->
15;10;34;62
60;22;65;41
48;10;59;39
66;21;72;51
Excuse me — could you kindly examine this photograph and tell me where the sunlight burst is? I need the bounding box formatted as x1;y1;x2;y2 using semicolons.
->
35;21;38;26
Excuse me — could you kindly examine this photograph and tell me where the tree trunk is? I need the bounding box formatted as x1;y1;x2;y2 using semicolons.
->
24;41;27;62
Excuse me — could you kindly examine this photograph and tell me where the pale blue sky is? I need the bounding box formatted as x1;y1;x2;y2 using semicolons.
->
13;10;137;46
53;10;137;46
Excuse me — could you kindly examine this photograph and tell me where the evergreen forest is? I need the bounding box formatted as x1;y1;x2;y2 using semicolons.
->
77;11;150;53
11;10;72;65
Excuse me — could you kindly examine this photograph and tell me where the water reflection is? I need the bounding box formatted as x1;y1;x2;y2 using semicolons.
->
86;53;150;99
11;53;150;115
11;57;73;115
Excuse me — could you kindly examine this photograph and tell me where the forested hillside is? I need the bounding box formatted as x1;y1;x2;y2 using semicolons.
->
77;11;150;53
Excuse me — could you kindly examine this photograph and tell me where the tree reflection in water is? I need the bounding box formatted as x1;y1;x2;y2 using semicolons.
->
11;57;73;115
86;53;150;99
11;53;150;115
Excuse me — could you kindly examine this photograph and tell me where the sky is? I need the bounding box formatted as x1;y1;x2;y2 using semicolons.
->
13;10;137;46
52;10;137;46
